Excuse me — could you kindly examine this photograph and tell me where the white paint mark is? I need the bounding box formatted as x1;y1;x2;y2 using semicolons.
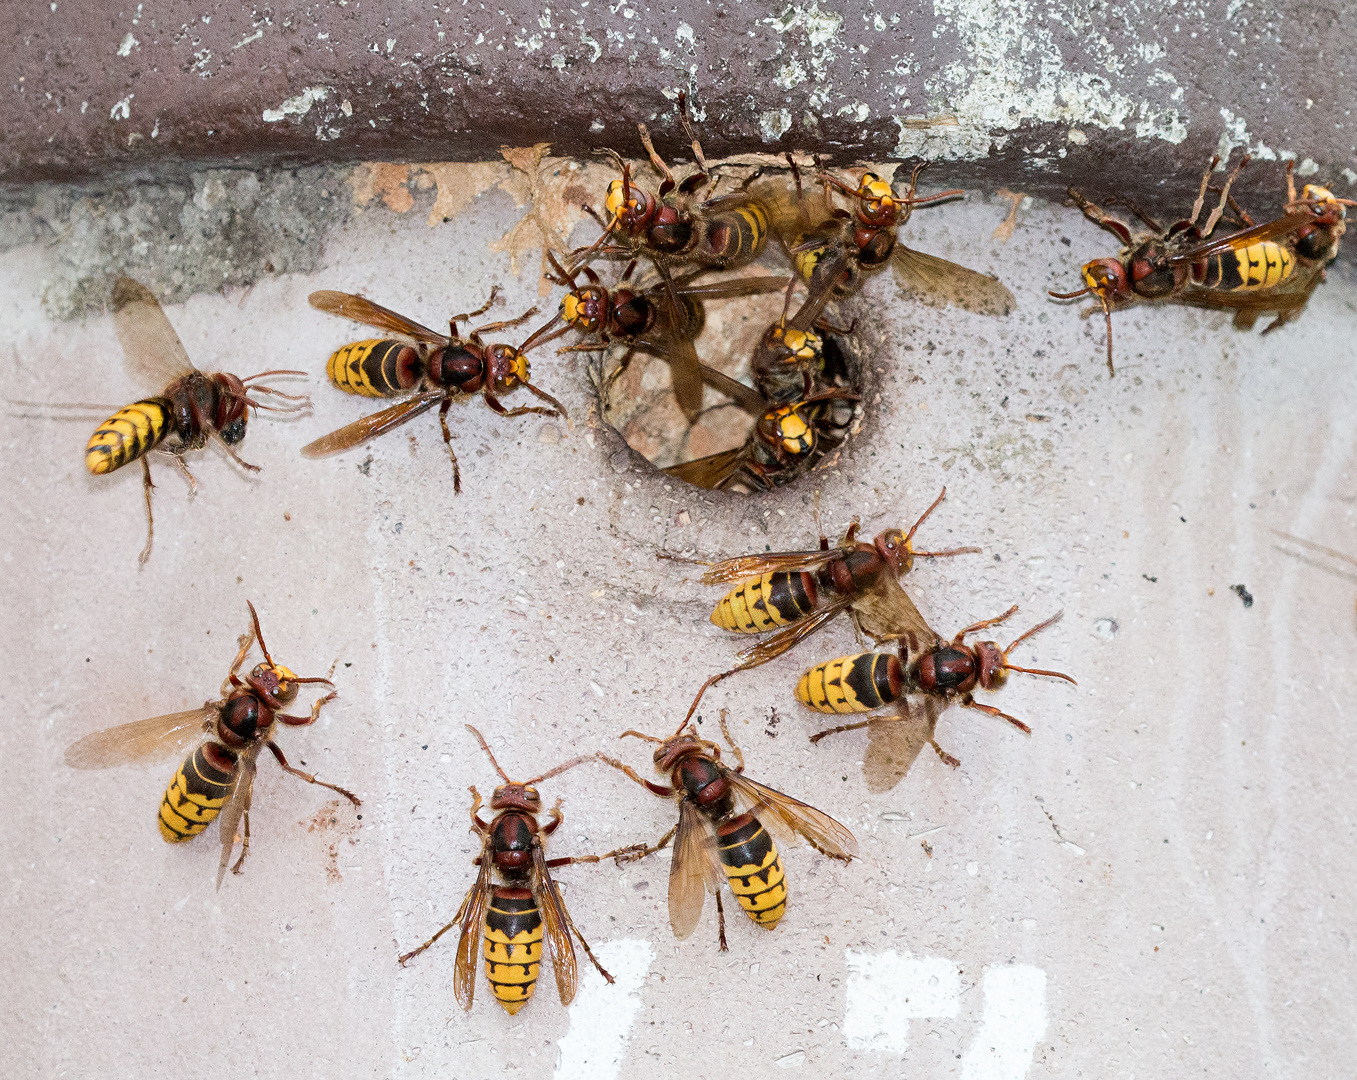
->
843;949;959;1053
554;938;654;1080
109;94;133;120
676;22;696;48
262;87;329;123
1298;159;1320;177
758;108;792;143
233;29;264;49
1342;168;1357;186
776;1049;806;1067
117;33;138;56
960;965;1048;1080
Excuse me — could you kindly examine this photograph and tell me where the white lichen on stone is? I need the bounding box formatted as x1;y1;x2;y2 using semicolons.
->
759;108;793;143
893;0;1194;160
262;87;330;123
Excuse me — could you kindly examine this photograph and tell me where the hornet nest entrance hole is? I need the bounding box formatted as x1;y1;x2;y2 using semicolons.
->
590;273;873;494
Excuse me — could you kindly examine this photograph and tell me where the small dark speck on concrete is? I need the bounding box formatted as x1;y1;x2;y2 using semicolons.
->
394;522;403;533
994;553;1002;562
1180;516;1187;523
358;456;373;476
1060;237;1071;246
1142;574;1157;583
1231;584;1254;608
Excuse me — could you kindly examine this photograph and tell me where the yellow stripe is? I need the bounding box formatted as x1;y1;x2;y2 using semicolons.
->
723;848;788;928
327;341;391;397
85;401;169;474
157;766;227;842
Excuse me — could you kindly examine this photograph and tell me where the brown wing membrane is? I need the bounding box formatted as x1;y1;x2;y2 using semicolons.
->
1163;213;1316;265
64;707;217;769
675;275;792;301
724;770;858;860
111;276;198;388
308;291;449;344
453;839;495;1011
863;697;948;793
733;597;855;668
891;247;1015;316
700;548;839;585
852;576;940;652
214;741;261;890
653;265;705;422
532;842;580;1007
669;798;722;940
1173;269;1323;314
300;392;445;458
664;446;750;489
698;365;768;416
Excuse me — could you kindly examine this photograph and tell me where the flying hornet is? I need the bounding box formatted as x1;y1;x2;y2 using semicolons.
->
64;601;359;887
72;277;309;563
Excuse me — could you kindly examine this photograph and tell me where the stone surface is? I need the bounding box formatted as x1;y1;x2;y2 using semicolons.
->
4;0;1356;208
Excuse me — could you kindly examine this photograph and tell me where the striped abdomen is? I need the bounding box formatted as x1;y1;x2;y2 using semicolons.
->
1200;242;1295;292
796;652;903;714
85;399;173;475
483;887;543;1014
159;742;238;842
326;340;421;397
711;571;817;633
717;814;787;929
701;203;769;267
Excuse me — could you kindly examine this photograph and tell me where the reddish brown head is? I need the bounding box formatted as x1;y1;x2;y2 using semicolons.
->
240;600;332;709
489;782;543;814
652;733;709;771
466;723;588;814
1080;258;1132;303
874;528;914;576
211;372;250;434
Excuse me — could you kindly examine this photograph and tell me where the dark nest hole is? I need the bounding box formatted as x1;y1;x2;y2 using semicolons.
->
589;272;874;494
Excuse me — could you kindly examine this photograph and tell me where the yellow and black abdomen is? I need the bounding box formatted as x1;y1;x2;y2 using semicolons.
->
326;340;421;397
85;398;173;475
483;887;543;1014
158;742;238;842
717;813;786;929
1204;241;1296;292
711;571;818;633
702;202;770;267
796;652;903;714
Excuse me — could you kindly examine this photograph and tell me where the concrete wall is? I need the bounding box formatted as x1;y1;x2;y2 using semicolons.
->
6;0;1355;206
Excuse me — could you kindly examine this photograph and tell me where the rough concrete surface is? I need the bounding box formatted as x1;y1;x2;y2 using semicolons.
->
5;0;1355;205
1;169;1355;1080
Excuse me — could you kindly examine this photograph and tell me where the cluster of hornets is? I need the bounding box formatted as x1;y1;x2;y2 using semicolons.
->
62;99;1351;1015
